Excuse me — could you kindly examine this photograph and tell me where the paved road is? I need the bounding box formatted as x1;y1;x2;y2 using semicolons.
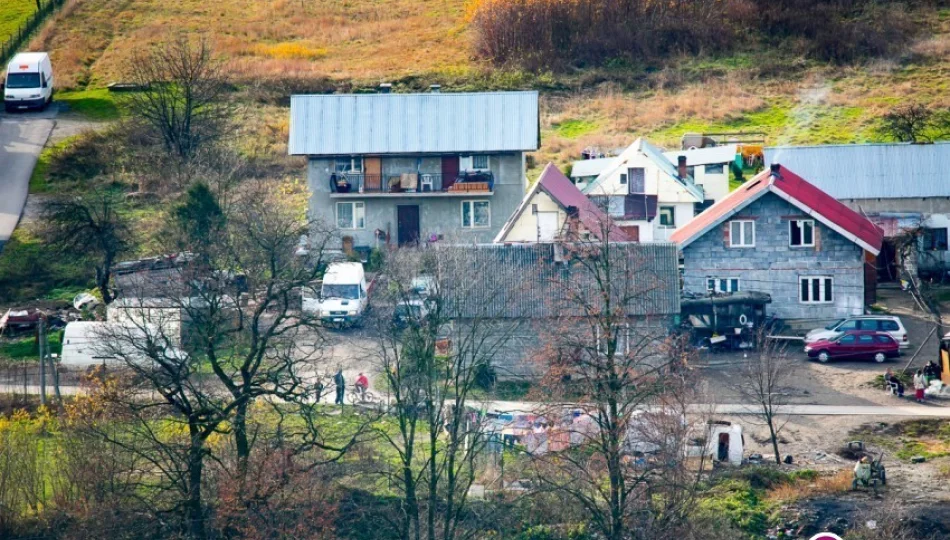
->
4;382;949;417
0;109;56;248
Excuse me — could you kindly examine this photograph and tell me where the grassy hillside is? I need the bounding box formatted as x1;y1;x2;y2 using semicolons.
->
21;1;950;171
0;0;38;43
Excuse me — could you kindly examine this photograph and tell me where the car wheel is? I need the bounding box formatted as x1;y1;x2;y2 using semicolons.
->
874;352;887;363
817;351;831;363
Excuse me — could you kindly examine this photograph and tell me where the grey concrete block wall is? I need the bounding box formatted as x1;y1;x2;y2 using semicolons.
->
307;153;525;247
682;193;866;320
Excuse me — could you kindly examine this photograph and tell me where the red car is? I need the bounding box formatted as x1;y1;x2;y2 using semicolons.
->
804;330;900;363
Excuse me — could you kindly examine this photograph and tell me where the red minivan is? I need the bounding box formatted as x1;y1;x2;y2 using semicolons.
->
804;330;900;363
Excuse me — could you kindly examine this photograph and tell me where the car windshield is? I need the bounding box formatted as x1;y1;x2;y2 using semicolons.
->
6;73;40;89
321;284;359;300
825;319;846;330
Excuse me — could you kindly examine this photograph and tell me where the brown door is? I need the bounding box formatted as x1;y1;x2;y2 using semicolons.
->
397;205;420;247
620;225;640;242
441;155;459;190
364;156;382;192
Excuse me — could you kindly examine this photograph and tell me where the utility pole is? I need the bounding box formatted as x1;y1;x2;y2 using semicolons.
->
38;318;47;406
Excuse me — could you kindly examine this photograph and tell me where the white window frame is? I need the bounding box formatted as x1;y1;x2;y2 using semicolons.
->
461;200;491;229
706;278;740;293
334;157;363;173
335;201;365;230
461;155;490;172
799;276;834;304
729;220;755;248
789;219;815;247
658;206;676;228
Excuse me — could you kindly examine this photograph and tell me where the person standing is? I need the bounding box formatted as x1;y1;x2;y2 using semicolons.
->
914;369;926;403
334;368;346;405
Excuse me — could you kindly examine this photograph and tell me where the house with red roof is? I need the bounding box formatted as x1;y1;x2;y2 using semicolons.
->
495;163;631;243
670;164;884;320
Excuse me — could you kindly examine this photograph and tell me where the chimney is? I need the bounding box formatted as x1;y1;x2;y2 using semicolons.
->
770;163;782;179
429;84;441;93
677;155;689;180
379;83;392;94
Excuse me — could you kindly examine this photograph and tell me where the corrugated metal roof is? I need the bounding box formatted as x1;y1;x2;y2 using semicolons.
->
664;144;738;166
443;242;680;318
288;91;540;156
764;143;950;199
570;157;617;178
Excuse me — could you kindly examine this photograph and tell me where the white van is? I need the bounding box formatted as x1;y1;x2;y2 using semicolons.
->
302;262;372;327
60;322;121;367
4;52;54;112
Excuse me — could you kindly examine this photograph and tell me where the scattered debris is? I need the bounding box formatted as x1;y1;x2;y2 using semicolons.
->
911;455;926;464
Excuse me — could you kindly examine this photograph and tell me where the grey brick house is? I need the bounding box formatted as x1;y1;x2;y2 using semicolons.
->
671;165;884;320
288;90;539;250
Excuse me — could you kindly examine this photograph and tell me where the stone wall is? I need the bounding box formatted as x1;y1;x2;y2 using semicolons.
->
682;192;866;320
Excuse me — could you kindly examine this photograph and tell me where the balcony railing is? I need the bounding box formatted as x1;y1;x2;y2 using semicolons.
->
330;171;494;195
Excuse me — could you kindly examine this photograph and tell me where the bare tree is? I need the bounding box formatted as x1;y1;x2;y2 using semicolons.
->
367;244;525;540
879;103;950;143
523;212;700;540
729;331;795;464
41;188;131;303
90;180;363;537
123;36;234;190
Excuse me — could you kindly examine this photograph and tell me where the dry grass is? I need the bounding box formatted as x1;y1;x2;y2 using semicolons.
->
28;0;474;88
764;470;852;503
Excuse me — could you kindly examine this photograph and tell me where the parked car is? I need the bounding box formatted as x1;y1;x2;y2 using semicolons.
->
804;330;900;363
804;315;909;350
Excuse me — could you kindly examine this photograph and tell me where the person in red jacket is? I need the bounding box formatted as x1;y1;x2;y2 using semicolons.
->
355;372;369;402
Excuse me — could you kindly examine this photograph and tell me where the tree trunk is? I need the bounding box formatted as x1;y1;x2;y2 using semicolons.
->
96;266;113;304
187;437;206;539
767;414;782;465
234;399;250;485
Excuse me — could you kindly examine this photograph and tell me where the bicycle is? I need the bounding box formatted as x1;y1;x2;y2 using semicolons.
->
348;384;377;405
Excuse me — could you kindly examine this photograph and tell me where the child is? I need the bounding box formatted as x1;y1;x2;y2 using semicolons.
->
914;369;926;403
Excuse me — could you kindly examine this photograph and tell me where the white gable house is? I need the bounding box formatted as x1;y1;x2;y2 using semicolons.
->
582;138;704;242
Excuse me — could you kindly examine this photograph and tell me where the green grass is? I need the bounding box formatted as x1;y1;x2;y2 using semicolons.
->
552;119;599;139
0;227;93;305
55;88;121;120
0;0;37;44
0;334;62;362
28;135;78;193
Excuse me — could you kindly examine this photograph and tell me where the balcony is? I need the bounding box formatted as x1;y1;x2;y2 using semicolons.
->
329;171;494;198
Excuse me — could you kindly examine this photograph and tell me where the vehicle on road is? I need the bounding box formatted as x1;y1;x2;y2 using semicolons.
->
804;330;900;363
302;262;373;328
4;52;54;112
804;315;909;351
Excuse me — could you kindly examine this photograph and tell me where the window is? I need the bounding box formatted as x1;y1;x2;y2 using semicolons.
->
858;335;875;345
923;228;949;251
875;335;895;344
800;276;833;304
620;173;628;185
706;278;740;293
789;219;815;247
461;200;490;229
837;335;856;345
705;163;725;174
879;320;899;332
336;202;365;229
729;220;755;247
658;206;675;228
5;73;40;89
461;155;490;171
628;168;645;193
837;319;858;331
334;157;363;173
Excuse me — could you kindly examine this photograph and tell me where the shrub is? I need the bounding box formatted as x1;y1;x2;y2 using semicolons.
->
469;0;930;70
